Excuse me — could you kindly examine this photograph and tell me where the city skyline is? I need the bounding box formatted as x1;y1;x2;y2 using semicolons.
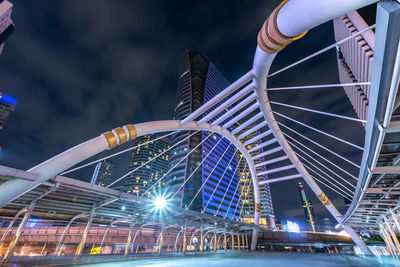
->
0;0;368;228
0;0;398;263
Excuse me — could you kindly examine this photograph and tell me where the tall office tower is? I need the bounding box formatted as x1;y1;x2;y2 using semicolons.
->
168;50;240;218
90;160;113;187
0;92;16;130
0;1;14;55
125;134;170;196
297;181;316;232
333;6;376;122
238;126;275;228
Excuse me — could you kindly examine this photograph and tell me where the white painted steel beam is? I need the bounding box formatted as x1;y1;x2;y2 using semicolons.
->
268;82;371;91
259;174;302;185
211;94;256;127
365;188;400;194
373;166;400;174
276;0;377;37
384;121;400;133
229;112;262;134
257;165;294;176
252;0;376;254
270;101;366;123
252;146;282;160
243;130;272;146
181;70;254;125
255;155;289;168
248;138;277;153
197;84;255;126
223;104;260;131
238;121;268;140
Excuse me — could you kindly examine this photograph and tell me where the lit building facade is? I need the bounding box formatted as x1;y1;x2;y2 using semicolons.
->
333;7;375;122
125;134;170;196
167;50;240;218
90;160;113;187
238;126;275;228
0;1;14;55
0;92;16;130
297;181;316;232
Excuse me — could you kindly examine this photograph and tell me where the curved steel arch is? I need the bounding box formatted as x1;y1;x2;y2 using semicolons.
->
249;0;378;255
0;0;381;255
0;120;260;249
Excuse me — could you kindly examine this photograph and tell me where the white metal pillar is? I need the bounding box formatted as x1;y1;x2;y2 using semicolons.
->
182;226;187;255
75;207;95;260
1;202;34;264
56;213;88;256
124;217;135;257
0;206;28;248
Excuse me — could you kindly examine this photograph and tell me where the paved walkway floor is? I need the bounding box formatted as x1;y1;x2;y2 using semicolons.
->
3;251;398;267
71;252;396;267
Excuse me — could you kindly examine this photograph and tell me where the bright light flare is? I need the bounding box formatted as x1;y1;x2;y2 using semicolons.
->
150;191;171;215
154;196;167;210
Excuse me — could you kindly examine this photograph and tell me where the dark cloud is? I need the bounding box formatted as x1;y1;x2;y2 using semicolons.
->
0;0;363;227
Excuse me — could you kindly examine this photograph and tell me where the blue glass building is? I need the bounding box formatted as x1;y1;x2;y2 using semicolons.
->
167;50;240;219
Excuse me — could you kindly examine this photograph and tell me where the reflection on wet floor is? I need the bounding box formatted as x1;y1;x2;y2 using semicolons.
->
74;252;397;267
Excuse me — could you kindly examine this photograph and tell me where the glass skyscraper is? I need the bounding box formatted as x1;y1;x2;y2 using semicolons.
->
297;181;316;232
167;50;240;218
239;126;275;227
90;160;113;187
125;134;170;197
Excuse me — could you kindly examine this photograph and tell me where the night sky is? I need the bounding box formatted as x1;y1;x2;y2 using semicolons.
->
0;0;366;230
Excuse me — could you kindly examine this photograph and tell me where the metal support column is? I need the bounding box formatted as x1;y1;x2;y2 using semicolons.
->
0;206;28;248
75;207;95;260
1;202;34;264
40;243;47;255
56;213;88;256
232;233;235;250
381;225;398;259
124;217;135;257
245;234;249;249
224;231;227;251
390;210;400;233
213;229;217;252
157;224;164;256
200;227;203;253
174;228;182;252
384;218;400;253
182;226;187;255
241;235;245;250
237;234;241;250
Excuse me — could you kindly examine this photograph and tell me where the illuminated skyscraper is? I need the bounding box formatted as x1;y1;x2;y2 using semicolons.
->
0;92;16;130
297;181;316;232
0;1;14;55
90;160;113;187
125;134;170;196
238;126;275;228
168;50;240;218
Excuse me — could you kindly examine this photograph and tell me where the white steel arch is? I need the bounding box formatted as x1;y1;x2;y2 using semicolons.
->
0;120;260;247
0;0;384;255
250;0;378;255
